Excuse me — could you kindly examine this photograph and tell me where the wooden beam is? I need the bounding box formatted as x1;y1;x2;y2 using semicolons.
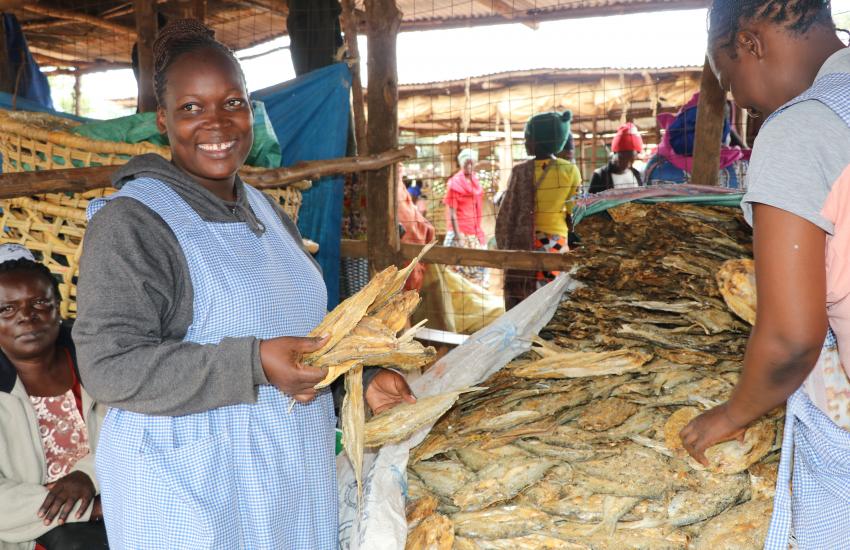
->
341;0;367;155
471;0;538;29
340;240;576;272
365;0;401;272
134;0;157;113
0;146;415;199
691;56;726;186
22;3;137;37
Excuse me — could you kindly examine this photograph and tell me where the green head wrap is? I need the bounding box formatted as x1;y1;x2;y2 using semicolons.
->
524;111;572;158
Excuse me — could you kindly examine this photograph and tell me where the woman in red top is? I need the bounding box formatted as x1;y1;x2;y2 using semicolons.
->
443;148;487;285
0;245;108;550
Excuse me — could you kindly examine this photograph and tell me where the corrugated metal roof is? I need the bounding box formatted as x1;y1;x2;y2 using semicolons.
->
12;0;708;70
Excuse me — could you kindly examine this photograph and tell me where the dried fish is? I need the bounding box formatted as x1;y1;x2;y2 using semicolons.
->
716;259;756;325
451;506;552;539
365;390;466;447
748;460;779;500
404;513;453;550
342;366;365;500
692;499;772;550
454;444;531;472
575;397;640;431
406;495;439;528
515;438;614;463
513;348;653;379
453;534;585;549
459;410;543;435
666;471;750;526
452;458;557;511
665;407;775;474
411;459;475;500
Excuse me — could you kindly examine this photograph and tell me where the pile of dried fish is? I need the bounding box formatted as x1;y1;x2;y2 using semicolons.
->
404;203;781;549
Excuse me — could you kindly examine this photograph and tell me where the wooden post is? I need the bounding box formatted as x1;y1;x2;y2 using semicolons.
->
193;0;207;21
591;118;599;171
340;0;367;154
73;73;82;116
691;56;726;186
134;0;157;113
0;19;13;94
364;0;401;272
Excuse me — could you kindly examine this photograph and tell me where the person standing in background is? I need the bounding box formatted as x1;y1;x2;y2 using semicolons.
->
589;122;644;193
496;111;581;309
443;148;487;285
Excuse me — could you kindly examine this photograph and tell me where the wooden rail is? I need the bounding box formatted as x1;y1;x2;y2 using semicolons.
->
0;145;416;199
341;240;575;272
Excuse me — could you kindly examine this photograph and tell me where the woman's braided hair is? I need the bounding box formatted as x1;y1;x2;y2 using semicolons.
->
152;18;246;106
0;259;61;305
709;0;834;54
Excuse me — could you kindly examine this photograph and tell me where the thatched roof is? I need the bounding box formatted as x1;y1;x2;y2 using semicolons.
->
395;66;703;136
6;0;709;71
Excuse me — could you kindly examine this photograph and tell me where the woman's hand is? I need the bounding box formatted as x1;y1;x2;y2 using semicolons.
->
260;335;330;403
39;471;96;526
89;496;103;522
679;403;747;466
365;370;416;415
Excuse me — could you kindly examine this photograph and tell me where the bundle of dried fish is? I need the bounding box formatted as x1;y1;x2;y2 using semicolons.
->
404;513;454;550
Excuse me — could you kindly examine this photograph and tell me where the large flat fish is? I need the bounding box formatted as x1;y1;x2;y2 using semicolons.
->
666;471;750;526
365;389;467;447
575;397;640;431
692;499;772;550
512;349;653;379
411;459;475;500
451;506;553;539
452;458;557;511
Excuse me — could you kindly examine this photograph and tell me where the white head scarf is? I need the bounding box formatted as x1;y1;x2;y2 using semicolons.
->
0;244;36;264
457;148;479;167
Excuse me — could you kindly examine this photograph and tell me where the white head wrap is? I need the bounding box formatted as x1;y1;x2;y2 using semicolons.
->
457;148;479;167
0;244;36;264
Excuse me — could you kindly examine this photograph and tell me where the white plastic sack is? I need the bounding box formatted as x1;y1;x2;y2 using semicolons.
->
337;274;573;549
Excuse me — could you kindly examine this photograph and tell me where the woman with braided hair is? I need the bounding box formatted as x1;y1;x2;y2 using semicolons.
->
73;19;413;549
678;1;850;547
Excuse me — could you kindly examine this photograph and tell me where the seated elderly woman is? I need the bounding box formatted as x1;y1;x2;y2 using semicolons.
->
0;245;108;550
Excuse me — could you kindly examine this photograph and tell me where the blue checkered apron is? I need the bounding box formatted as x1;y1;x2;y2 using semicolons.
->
759;73;850;550
87;178;337;549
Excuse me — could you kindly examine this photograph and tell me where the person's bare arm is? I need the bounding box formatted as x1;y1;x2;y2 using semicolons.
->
681;204;827;463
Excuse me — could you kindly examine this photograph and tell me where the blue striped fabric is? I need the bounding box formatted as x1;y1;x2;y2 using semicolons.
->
88;179;337;549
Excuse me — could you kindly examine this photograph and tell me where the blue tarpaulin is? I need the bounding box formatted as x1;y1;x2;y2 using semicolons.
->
2;14;53;110
252;63;352;309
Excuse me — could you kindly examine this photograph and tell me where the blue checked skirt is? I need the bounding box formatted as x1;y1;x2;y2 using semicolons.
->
88;178;337;549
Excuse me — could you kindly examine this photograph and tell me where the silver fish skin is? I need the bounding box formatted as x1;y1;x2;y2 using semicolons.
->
452;458;557;511
411;459;475;500
451;506;553;539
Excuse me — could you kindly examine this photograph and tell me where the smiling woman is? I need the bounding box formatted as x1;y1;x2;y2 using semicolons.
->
71;19;412;550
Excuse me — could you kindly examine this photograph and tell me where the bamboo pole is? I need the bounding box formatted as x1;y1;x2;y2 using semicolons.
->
364;0;401;272
134;0;157;113
340;0;367;155
691;56;726;186
0;145;416;199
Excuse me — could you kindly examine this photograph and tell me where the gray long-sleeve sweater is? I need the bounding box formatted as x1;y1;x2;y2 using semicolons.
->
74;154;347;416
